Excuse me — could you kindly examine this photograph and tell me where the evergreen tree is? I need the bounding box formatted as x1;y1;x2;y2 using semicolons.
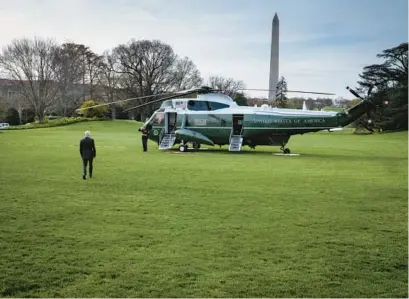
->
275;76;288;108
233;92;248;106
354;42;408;131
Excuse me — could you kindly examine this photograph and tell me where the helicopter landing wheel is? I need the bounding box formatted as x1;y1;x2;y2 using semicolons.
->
280;144;290;154
179;144;188;152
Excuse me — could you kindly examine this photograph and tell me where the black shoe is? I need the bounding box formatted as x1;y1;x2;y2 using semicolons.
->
89;174;92;179
83;175;86;180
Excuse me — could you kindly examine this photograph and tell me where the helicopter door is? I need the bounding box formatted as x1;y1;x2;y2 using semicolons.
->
232;114;244;135
165;112;177;134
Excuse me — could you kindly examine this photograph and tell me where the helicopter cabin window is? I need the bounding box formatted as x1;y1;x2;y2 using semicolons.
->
187;100;210;111
208;102;230;110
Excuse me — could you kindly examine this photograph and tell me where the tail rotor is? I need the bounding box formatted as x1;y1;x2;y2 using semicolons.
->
346;85;377;129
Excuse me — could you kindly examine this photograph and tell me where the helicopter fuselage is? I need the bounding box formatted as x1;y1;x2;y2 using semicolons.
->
139;92;363;152
76;85;372;153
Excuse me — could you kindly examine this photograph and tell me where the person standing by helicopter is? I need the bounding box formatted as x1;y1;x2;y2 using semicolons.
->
140;127;149;152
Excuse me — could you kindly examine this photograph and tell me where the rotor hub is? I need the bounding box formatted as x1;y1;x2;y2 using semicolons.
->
198;86;213;94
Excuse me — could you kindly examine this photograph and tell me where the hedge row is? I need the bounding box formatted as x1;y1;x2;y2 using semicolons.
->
4;117;106;130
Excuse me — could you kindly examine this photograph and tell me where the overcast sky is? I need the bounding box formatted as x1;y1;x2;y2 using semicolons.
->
0;0;407;99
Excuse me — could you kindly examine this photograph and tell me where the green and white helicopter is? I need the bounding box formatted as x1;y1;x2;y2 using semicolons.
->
81;85;375;153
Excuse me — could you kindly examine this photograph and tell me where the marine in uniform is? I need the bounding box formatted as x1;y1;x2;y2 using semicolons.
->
140;127;148;152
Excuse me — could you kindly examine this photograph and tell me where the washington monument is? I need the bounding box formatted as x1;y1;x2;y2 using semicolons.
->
268;13;279;101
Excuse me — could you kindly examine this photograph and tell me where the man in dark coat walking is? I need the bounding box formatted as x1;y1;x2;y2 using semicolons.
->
80;130;96;180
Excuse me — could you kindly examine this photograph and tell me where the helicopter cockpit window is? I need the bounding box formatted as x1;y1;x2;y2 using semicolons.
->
160;100;173;109
151;111;165;125
208;102;230;110
187;100;210;111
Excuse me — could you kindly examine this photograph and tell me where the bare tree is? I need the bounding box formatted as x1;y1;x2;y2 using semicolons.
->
97;49;124;119
83;49;102;99
0;79;27;123
115;39;176;93
114;39;177;119
8;91;27;124
0;94;7;122
207;76;245;97
53;42;88;116
0;37;60;123
168;56;203;90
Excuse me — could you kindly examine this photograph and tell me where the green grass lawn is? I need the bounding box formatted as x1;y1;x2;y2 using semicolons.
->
0;120;407;298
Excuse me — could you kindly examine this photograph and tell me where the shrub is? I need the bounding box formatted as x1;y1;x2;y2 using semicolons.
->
34;115;49;124
6;108;20;125
78;99;108;118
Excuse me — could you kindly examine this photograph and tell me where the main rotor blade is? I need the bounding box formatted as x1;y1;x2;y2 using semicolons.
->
74;86;208;113
74;86;209;112
75;92;176;112
289;90;335;95
123;89;200;112
238;88;335;95
346;86;364;99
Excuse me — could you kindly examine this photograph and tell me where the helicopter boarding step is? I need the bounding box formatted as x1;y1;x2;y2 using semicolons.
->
159;134;176;150
229;135;243;152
